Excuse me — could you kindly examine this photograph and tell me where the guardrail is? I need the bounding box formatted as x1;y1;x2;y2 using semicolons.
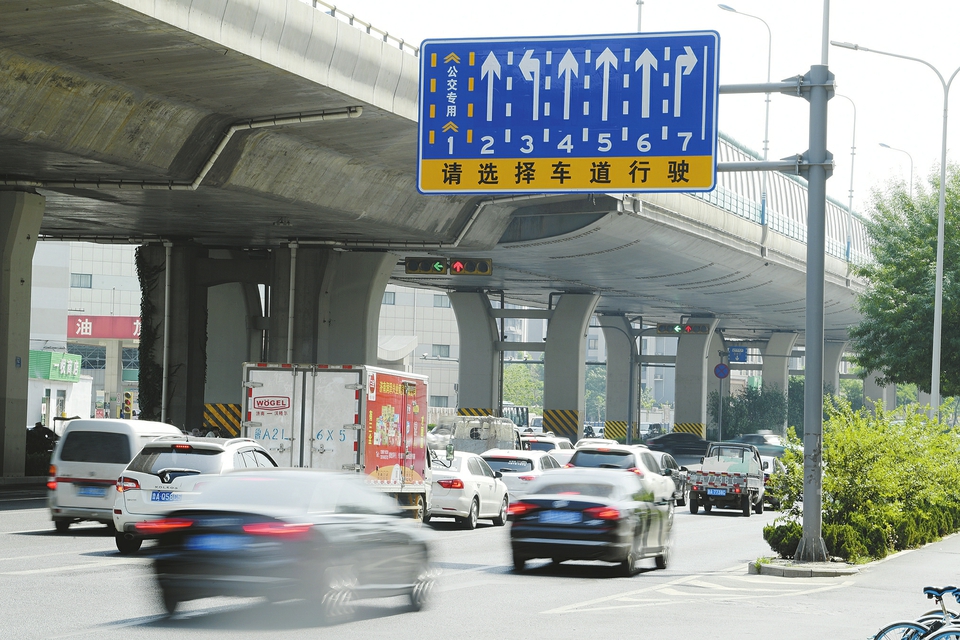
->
305;0;420;56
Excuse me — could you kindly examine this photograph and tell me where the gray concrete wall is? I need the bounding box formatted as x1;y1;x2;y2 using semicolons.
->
205;282;249;404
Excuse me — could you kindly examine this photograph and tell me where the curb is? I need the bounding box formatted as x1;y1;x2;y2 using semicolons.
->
748;561;860;577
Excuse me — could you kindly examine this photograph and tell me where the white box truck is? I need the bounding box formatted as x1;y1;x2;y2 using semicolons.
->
240;363;431;519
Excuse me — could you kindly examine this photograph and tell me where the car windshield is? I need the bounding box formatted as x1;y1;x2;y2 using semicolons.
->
530;482;617;498
710;446;749;461
128;446;223;475
484;458;534;473
60;431;131;464
569;450;633;469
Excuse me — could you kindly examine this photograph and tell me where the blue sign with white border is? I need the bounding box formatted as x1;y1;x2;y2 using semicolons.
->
728;346;748;363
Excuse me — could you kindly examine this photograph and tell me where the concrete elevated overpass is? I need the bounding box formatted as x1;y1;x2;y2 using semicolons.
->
0;0;872;475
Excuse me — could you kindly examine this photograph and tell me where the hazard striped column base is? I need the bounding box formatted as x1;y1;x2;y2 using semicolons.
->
603;421;628;442
457;408;493;417
543;409;579;441
203;403;241;437
673;422;706;439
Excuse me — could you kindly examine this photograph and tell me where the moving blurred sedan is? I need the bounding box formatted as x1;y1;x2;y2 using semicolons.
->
143;469;434;616
509;468;672;576
480;449;562;502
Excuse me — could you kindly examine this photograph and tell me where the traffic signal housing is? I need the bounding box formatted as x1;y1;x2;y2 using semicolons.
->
656;322;711;335
404;257;448;275
122;391;133;419
449;258;493;276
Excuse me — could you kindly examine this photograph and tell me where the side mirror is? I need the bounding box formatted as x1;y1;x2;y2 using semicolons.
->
699;457;704;464
494;471;503;479
762;461;769;470
680;466;688;472
662;468;672;476
445;443;455;461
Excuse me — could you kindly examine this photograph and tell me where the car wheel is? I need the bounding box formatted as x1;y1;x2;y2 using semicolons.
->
115;533;142;555
320;565;357;619
492;497;508;527
512;554;526;572
160;588;179;615
54;519;70;533
689;494;699;515
461;498;479;530
754;496;764;515
655;545;670;570
677;487;687;507
703;501;712;513
412;494;425;523
620;547;637;577
408;562;434;612
741;495;751;517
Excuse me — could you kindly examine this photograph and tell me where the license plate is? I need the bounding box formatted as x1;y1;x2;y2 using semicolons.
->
150;491;182;502
185;534;247;552
76;486;107;498
706;488;727;496
539;510;582;525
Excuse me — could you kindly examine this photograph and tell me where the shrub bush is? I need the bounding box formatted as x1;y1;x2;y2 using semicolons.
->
764;398;960;561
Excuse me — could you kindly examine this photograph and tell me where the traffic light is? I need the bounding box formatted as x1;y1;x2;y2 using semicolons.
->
122;391;133;419
448;258;493;276
404;257;448;275
656;322;711;335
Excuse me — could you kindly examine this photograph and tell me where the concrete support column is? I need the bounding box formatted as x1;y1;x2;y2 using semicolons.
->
449;292;499;415
673;317;720;438
165;244;207;431
104;340;124;417
317;251;397;365
762;332;798;433
863;372;895;412
267;246;328;363
543;293;600;442
0;191;44;477
823;341;847;395
599;315;636;442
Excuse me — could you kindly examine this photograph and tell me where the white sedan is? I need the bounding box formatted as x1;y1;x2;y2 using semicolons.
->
480;449;562;502
427;451;509;530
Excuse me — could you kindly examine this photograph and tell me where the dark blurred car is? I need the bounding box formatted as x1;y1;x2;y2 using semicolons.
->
508;468;672;576
143;469;434;616
729;433;786;458
26;423;59;453
644;431;710;465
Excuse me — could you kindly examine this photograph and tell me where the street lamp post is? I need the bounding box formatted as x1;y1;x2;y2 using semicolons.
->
719;4;772;224
636;0;643;32
833;40;960;416
834;93;857;261
879;142;914;198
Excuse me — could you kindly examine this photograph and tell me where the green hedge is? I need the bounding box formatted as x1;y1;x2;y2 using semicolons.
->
763;398;960;562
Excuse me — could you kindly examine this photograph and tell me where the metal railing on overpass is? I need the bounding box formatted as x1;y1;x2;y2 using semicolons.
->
303;0;420;56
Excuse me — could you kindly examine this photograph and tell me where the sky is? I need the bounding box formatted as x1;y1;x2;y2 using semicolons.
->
328;0;960;215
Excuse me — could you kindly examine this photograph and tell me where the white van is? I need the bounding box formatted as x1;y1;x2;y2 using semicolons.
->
48;419;182;532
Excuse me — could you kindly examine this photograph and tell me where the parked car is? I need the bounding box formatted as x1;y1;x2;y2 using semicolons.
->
508;468;673;575
521;434;574;452
565;444;675;504
48;419;183;533
760;455;787;508
113;436;277;554
645;431;711;465
427;451;509;529
480;449;562;502
647;450;688;506
729;432;786;458
144;468;434;616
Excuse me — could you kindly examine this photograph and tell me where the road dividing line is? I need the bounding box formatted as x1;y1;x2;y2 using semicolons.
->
541;574;700;614
1;558;138;575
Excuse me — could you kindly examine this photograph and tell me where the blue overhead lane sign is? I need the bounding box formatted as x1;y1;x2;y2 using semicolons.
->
417;31;719;195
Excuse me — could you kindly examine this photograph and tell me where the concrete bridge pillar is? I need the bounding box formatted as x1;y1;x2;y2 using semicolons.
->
762;332;798;433
673;317;720;438
824;341;847;394
543;293;599;442
0;191;44;477
863;372;895;412
598;315;637;442
267;246;328;364
449;292;500;416
165;244;208;432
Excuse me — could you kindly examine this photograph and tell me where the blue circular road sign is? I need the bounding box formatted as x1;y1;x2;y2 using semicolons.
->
714;363;730;379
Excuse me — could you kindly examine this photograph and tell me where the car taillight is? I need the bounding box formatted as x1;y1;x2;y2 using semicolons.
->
733;485;741;493
626;467;645;478
563;463;574;468
116;476;140;493
437;478;464;489
507;502;538;516
518;475;536;481
242;522;312;539
135;518;194;534
47;465;57;491
584;506;621;520
173;444;192;451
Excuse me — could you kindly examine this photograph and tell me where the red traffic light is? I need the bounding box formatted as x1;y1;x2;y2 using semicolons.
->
448;258;492;276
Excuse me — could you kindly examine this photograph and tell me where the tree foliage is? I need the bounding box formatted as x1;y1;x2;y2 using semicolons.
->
849;168;960;395
707;384;787;440
502;362;543;412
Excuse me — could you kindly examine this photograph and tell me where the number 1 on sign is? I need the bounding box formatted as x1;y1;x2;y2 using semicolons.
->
447;137;454;155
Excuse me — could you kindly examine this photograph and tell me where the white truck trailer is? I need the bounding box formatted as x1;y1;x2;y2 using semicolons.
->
240;363;431;519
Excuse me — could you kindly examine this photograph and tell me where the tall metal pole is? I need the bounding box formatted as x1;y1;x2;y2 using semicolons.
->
834;94;856;260
795;0;832;563
636;0;643;32
831;41;960;417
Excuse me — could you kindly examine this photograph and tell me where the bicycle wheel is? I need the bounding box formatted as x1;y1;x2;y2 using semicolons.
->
926;628;960;640
872;621;931;640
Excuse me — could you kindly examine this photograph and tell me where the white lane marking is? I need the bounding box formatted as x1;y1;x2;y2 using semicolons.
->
1;558;139;575
542;574;700;614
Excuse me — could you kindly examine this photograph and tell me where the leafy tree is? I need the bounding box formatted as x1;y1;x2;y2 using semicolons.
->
584;365;606;422
707;384;787;440
849;168;960;395
896;383;918;407
502;362;543;412
839;379;864;413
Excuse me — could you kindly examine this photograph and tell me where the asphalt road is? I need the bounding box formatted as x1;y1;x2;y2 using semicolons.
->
2;493;958;639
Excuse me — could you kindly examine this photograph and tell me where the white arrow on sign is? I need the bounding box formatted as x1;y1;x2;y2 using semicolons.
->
673;46;698;117
635;48;658;119
519;50;541;121
557;49;579;121
595;47;618;121
481;51;502;122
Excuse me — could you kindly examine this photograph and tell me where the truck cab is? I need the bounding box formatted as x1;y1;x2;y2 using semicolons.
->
687;442;765;517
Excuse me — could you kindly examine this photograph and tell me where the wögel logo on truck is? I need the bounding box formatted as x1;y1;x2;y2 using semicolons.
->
253;396;291;411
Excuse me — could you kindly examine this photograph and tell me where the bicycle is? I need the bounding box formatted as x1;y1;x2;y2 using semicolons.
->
872;586;959;640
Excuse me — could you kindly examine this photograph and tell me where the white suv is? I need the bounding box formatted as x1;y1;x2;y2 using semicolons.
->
112;436;277;553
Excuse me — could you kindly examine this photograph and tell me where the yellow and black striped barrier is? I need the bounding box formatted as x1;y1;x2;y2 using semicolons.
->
604;421;628;442
203;403;241;437
673;422;706;439
457;408;493;417
544;409;579;441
